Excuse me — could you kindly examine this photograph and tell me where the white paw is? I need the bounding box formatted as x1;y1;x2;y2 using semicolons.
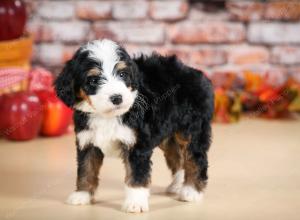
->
166;169;184;194
122;186;149;213
166;182;182;194
179;185;203;202
66;191;91;205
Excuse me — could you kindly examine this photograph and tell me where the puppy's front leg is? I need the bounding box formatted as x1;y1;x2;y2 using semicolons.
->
122;147;153;213
67;144;104;205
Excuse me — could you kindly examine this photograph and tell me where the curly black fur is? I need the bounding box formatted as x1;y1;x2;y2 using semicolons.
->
122;54;214;186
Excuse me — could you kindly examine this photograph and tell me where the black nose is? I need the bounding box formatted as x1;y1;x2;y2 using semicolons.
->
110;94;123;105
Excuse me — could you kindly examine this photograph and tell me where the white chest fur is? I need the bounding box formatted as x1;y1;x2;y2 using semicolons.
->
76;115;136;157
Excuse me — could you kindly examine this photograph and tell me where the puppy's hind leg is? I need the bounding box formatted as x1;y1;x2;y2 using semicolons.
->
66;145;104;205
159;136;185;195
179;120;211;202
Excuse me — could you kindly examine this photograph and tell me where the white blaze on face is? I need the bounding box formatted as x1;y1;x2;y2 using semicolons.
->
80;39;137;117
85;39;119;75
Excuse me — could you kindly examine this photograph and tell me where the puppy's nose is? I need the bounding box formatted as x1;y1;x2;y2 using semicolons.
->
110;94;123;105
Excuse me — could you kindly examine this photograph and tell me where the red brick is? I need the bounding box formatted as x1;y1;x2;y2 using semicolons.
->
76;1;112;20
189;5;230;21
92;23;116;42
190;48;227;66
93;44;189;63
50;22;90;43
150;0;189;21
28;21;90;43
36;44;79;67
272;46;300;65
115;45;191;64
227;46;270;65
113;1;148;20
93;22;165;44
156;47;190;62
248;23;300;44
226;1;265;21
142;46;226;67
169;22;245;44
125;44;157;57
38;1;75;20
265;1;300;20
124;45;189;61
62;45;79;62
37;44;64;66
27;20;50;42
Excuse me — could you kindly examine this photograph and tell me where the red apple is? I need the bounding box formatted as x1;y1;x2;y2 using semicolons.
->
0;0;26;41
37;91;73;137
0;91;43;141
28;67;54;92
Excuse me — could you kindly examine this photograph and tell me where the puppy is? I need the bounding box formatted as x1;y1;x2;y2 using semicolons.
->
55;39;214;213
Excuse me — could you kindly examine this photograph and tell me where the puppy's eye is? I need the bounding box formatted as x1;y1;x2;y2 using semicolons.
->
88;77;99;86
119;71;128;78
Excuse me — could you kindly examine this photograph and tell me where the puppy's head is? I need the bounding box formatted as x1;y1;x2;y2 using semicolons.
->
55;39;139;118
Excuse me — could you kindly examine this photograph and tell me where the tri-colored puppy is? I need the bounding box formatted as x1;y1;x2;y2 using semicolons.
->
55;39;214;213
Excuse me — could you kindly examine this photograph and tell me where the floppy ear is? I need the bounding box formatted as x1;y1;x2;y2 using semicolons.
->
54;60;76;108
130;61;140;90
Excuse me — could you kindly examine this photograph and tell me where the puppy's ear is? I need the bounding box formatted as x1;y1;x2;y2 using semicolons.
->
54;60;76;108
130;61;140;89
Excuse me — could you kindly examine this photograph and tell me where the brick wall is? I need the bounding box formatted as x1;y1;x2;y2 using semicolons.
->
25;0;300;83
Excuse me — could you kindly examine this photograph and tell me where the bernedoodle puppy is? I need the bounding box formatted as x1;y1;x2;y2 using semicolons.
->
54;39;214;213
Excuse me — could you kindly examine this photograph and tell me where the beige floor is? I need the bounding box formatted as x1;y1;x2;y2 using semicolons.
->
0;119;300;220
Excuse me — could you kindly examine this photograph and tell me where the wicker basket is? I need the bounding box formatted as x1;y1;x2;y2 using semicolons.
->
0;34;33;70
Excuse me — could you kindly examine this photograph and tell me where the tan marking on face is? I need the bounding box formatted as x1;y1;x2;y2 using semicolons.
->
78;89;94;108
116;61;127;71
87;68;101;76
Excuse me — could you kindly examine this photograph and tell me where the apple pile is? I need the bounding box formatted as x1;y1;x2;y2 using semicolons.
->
0;0;73;140
0;68;73;141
